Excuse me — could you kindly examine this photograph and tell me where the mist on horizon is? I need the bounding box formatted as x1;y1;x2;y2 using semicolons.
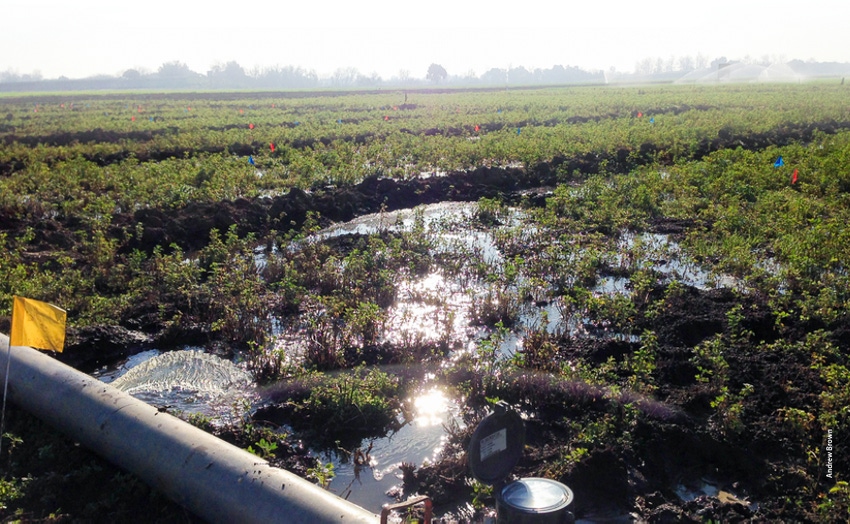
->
3;0;849;83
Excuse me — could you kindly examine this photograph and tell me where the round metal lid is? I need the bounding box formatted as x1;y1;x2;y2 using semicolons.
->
467;402;525;485
500;478;574;513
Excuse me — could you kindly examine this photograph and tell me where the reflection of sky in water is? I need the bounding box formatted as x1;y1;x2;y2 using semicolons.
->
325;387;462;513
618;232;742;290
384;271;472;347
315;201;477;240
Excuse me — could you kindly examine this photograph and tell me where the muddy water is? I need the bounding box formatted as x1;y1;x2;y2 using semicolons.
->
279;203;652;513
326;387;463;511
95;349;463;514
95;202;745;518
617;232;741;290
300;202;648;353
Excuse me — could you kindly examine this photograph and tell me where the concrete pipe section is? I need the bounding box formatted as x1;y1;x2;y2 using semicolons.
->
0;335;378;524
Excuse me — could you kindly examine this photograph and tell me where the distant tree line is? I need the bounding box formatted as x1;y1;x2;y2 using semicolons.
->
0;60;605;92
2;57;847;92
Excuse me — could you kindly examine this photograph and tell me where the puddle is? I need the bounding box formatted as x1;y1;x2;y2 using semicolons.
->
618;232;741;290
675;479;758;512
418;170;449;179
323;387;463;511
315;201;477;240
268;203;649;363
94;349;163;383
674;480;719;501
384;271;473;348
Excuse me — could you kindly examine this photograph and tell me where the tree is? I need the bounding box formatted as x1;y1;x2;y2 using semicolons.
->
257;66;318;88
331;67;360;87
157;61;196;79
508;66;533;84
480;68;507;84
426;63;447;83
635;57;655;75
207;61;248;88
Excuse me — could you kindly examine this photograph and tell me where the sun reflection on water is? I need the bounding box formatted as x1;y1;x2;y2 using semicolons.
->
411;388;450;427
384;271;471;347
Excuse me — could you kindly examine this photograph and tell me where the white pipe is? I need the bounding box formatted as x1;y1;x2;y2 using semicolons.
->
0;334;377;524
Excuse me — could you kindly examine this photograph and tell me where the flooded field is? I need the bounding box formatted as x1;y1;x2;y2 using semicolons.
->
90;200;764;520
4;85;850;522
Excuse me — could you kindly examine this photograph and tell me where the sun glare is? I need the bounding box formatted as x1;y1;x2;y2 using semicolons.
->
412;388;449;427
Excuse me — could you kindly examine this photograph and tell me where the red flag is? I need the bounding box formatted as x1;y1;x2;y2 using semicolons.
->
270;143;275;152
637;112;643;118
131;116;135;121
474;125;480;132
791;169;798;184
384;116;389;121
249;123;254;130
239;109;244;114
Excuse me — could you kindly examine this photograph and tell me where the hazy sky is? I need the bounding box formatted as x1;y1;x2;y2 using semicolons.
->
4;0;849;79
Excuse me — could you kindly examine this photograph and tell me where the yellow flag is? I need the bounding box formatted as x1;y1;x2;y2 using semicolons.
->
10;296;67;352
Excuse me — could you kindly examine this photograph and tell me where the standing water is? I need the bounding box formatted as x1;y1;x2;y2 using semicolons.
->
325;387;462;510
94;201;743;519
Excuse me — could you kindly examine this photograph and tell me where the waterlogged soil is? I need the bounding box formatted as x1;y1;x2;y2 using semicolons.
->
3;154;848;522
396;288;839;522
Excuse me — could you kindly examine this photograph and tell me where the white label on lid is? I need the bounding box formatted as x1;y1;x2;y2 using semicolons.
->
479;428;507;462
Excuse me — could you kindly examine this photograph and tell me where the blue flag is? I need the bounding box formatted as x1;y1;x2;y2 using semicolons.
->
517;127;521;135
248;156;255;166
649;117;655;124
774;156;784;168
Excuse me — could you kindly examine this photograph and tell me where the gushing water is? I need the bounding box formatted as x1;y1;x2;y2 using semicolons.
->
108;350;256;421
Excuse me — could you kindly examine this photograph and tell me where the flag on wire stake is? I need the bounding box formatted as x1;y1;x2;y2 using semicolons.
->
2;297;66;455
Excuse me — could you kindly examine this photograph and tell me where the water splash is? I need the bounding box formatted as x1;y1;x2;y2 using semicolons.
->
110;350;256;420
